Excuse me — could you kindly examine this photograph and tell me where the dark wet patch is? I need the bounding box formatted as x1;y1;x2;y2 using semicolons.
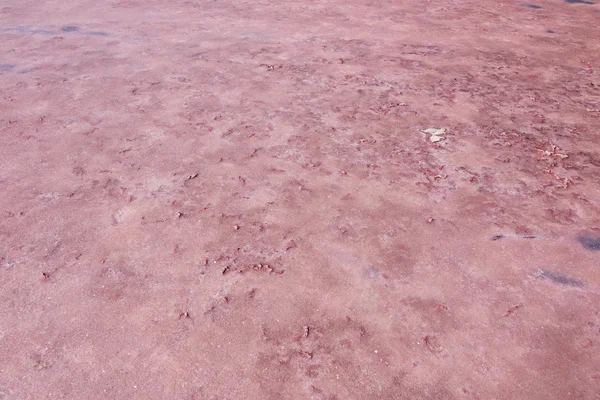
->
491;234;505;241
546;29;556;33
32;29;54;34
366;266;380;279
577;235;600;251
564;0;595;4
540;270;584;287
520;3;543;8
0;64;15;72
87;31;108;36
61;25;79;32
13;26;55;35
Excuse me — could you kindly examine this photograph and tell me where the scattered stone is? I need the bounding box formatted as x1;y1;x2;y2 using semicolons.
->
423;128;446;143
303;325;310;338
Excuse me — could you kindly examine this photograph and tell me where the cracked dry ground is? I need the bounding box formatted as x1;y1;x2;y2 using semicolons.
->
1;0;600;399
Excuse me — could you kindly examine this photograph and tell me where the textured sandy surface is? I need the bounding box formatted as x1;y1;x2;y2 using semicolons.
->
1;0;600;399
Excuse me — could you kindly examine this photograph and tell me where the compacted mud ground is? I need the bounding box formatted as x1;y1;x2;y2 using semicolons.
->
1;0;600;398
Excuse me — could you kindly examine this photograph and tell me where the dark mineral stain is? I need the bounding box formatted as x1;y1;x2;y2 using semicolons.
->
87;31;108;36
14;26;54;35
491;234;536;240
0;64;15;72
366;266;380;279
32;29;54;34
564;0;595;4
61;25;79;32
520;3;543;8
540;270;584;288
577;235;600;251
546;29;556;33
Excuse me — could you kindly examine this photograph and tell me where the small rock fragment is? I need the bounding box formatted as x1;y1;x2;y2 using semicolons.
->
422;127;446;143
285;240;297;251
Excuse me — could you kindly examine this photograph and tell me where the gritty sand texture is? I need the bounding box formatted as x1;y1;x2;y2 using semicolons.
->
1;0;600;399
